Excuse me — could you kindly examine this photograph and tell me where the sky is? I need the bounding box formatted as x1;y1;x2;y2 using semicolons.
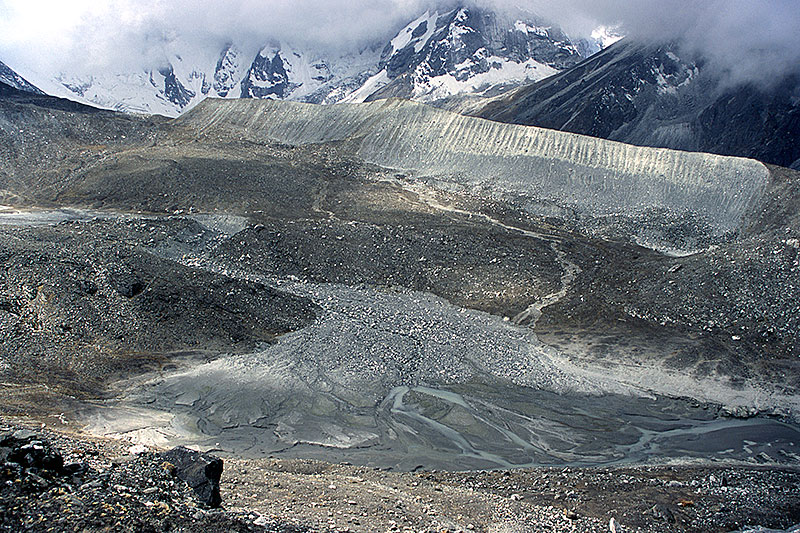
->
0;0;798;87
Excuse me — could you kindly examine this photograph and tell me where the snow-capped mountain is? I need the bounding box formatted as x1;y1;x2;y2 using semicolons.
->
573;26;624;58
237;43;384;104
0;60;43;94
13;6;608;116
357;7;585;103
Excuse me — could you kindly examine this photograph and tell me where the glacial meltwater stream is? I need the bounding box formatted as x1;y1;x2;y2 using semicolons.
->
85;276;800;471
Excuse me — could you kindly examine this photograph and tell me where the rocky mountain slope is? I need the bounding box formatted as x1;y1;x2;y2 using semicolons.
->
8;6;602;116
468;40;800;169
0;61;42;94
0;72;799;530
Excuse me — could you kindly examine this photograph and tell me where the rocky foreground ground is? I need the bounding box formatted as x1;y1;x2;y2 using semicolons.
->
1;419;798;533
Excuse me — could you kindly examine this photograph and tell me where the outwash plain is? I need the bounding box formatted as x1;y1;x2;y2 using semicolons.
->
0;85;798;531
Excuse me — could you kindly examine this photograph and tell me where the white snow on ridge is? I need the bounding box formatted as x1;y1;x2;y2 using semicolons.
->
513;20;551;38
390;10;428;52
387;10;444;56
389;10;441;56
56;71;180;115
591;26;623;49
412;56;559;102
449;8;475;40
342;69;390;103
212;45;247;99
15;40;385;116
6;8;621;116
414;11;440;53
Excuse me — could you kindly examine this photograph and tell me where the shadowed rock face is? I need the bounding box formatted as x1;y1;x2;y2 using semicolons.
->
240;51;292;99
157;66;195;109
0;87;798;470
469;40;800;169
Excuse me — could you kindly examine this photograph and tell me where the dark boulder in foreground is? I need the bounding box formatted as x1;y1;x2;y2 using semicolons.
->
161;446;224;508
0;425;275;532
0;430;65;475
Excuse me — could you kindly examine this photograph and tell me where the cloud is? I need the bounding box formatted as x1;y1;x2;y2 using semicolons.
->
500;0;800;88
0;0;798;88
676;0;800;87
0;0;443;74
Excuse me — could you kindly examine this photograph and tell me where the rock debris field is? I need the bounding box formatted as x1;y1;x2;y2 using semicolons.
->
0;87;799;530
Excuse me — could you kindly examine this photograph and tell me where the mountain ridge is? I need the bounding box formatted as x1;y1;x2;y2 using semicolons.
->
360;7;583;102
0;61;43;94
8;6;607;117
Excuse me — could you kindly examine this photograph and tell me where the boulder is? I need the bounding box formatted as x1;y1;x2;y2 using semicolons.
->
0;431;64;473
160;447;223;508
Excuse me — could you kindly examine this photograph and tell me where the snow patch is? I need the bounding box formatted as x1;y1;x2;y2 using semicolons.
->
414;11;440;53
342;69;390;103
514;21;551;38
449;8;476;40
411;57;558;101
388;10;440;55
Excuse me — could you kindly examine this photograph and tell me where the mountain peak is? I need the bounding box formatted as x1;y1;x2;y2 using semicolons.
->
362;5;584;103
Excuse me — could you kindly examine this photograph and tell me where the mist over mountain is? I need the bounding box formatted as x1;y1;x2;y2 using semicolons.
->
0;5;610;116
2;0;797;89
2;1;798;118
